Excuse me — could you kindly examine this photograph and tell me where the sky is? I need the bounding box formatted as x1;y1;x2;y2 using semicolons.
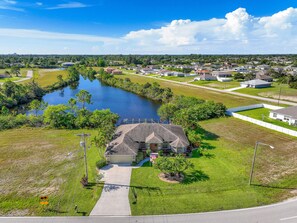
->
0;0;297;54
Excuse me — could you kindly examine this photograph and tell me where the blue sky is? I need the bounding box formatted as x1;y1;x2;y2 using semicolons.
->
0;0;297;54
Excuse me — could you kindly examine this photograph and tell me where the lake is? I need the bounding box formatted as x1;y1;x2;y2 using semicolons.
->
42;76;161;122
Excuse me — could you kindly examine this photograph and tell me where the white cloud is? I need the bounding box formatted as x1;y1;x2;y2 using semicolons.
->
36;2;42;6
46;2;88;10
0;28;122;44
1;7;297;54
122;7;297;54
0;0;24;11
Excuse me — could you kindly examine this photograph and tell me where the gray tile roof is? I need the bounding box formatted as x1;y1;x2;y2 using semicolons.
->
272;106;297;119
145;132;163;143
105;123;189;156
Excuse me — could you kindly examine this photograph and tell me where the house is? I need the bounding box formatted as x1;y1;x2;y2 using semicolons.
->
105;123;190;164
269;106;297;126
111;69;123;75
240;79;272;88
140;68;155;75
212;71;233;82
158;70;174;76
0;73;10;79
234;66;248;73
104;67;115;74
172;72;186;77
256;65;270;71
196;69;211;75
62;62;75;67
194;74;216;81
256;71;273;82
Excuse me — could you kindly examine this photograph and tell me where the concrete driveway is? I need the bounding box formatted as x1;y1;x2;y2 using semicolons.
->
90;164;132;216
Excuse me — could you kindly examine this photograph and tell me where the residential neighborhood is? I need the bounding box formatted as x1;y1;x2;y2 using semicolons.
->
1;1;297;223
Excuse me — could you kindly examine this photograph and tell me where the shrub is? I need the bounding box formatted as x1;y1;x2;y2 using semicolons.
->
96;159;107;169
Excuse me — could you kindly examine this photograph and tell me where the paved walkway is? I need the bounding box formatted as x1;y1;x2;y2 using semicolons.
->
0;70;33;85
90;164;132;216
224;86;246;92
90;159;149;216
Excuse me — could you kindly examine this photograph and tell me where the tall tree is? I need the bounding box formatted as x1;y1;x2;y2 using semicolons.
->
75;90;92;109
10;67;20;77
29;100;48;116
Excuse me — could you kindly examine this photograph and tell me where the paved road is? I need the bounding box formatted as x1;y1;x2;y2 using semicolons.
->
136;74;297;106
90;164;132;216
0;70;33;85
2;198;297;223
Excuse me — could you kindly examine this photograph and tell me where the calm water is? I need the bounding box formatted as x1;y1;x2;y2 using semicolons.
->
42;76;161;121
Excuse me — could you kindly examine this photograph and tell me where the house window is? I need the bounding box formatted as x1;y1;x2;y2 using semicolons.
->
273;113;277;118
284;116;290;121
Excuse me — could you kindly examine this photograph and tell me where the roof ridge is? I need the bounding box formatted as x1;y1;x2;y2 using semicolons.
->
158;123;184;143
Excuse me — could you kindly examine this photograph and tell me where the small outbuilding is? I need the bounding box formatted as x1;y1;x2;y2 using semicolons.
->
240;79;272;88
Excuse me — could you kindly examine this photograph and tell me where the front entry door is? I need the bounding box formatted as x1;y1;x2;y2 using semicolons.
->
150;144;158;152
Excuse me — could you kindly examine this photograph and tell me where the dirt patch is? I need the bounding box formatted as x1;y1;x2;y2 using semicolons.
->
2;209;31;216
158;173;184;184
259;92;297;102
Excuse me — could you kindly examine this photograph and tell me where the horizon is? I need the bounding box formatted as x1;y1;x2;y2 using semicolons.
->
0;0;297;54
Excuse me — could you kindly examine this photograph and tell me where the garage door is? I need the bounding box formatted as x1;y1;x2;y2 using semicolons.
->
108;155;134;164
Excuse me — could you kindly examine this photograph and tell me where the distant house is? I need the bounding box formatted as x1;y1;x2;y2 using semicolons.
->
62;62;75;67
140;68;155;75
105;123;190;164
172;72;186;77
256;72;273;82
196;69;211;75
0;73;10;79
269;106;297;126
104;67;115;74
234;66;248;73
111;69;123;75
240;79;272;88
194;74;216;81
212;71;233;82
256;65;270;71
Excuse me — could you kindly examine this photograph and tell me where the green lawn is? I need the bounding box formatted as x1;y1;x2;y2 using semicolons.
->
0;128;103;216
116;73;270;108
192;80;241;89
160;76;196;82
129;117;297;215
236;83;297;103
22;69;68;88
237;108;297;131
0;77;23;83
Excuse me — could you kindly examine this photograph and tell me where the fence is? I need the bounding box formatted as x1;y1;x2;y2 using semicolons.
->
227;104;297;137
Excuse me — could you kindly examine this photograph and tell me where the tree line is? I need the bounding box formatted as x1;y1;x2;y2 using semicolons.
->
98;70;174;103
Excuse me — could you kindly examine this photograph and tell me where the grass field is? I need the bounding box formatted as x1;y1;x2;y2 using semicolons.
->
236;84;297;103
160;76;196;82
129;117;297;215
192;80;241;89
116;73;274;108
0;128;103;216
22;69;68;88
237;108;297;131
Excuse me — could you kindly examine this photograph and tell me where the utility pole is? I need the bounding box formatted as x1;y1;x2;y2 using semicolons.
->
278;86;282;106
77;133;91;182
249;141;274;185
